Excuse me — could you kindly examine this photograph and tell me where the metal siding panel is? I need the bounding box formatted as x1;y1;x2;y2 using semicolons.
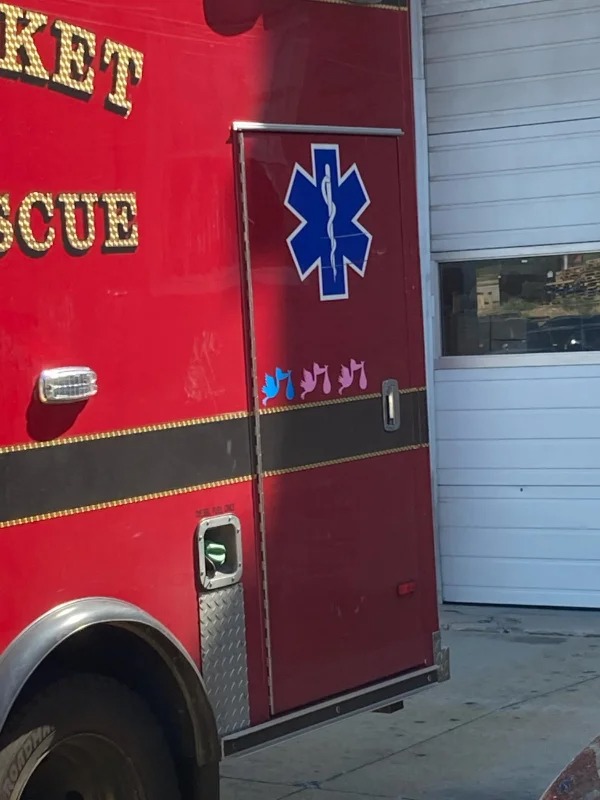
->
425;1;600;62
427;40;600;90
423;0;600;605
442;556;600;593
441;527;600;560
439;497;600;530
435;363;600;381
432;222;600;253
431;166;600;208
438;468;600;486
434;364;600;606
423;0;598;19
440;485;600;500
432;196;600;243
436;408;600;440
423;0;600;252
435;373;600;410
429;119;600;177
443;584;600;606
438;438;600;470
427;91;600;136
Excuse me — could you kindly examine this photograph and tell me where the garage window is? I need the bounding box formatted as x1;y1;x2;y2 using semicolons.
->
440;252;600;356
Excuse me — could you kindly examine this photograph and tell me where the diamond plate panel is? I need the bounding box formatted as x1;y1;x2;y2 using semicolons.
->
200;584;251;735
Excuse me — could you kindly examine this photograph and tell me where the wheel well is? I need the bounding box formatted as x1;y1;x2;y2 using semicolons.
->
6;622;218;800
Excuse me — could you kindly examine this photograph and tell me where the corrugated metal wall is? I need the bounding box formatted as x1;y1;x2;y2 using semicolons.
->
436;364;600;606
424;0;600;254
421;0;600;606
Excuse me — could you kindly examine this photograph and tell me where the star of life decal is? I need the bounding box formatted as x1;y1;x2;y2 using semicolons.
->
284;144;372;301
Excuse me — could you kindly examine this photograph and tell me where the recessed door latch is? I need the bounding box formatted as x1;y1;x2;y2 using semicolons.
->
382;379;400;432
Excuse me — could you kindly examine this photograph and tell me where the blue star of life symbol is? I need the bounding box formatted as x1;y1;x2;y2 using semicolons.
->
284;144;372;301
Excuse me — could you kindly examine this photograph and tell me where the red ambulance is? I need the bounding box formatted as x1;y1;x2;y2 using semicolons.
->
0;0;446;796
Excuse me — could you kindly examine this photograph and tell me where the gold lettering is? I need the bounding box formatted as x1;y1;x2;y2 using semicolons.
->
0;4;49;81
51;20;96;96
17;192;55;252
101;39;143;117
57;192;98;251
101;192;138;249
0;194;13;254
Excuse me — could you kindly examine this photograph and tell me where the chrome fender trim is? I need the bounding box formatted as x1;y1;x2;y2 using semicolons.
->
0;597;219;766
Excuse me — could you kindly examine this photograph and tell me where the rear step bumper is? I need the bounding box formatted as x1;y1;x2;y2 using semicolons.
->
222;662;441;758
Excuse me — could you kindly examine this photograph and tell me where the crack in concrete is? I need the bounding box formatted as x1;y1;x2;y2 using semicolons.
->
320;672;600;786
222;773;394;799
279;788;395;799
441;609;600;640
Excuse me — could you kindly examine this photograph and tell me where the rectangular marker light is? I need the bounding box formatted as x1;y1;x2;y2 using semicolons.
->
38;367;98;404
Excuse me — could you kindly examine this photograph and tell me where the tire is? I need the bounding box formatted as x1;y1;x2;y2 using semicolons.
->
0;673;182;800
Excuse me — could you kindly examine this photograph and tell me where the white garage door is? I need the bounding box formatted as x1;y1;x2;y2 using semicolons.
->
422;0;600;606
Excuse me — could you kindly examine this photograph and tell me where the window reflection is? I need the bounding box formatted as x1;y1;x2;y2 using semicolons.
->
440;252;600;356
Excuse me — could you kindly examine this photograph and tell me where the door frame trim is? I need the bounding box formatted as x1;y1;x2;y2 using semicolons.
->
232;121;404;137
233;120;408;714
234;128;276;712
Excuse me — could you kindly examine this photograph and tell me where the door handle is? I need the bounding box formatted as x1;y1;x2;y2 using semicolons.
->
382;379;400;432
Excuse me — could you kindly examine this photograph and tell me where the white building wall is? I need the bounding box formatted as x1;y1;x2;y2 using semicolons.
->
424;0;600;254
418;0;600;606
436;364;600;606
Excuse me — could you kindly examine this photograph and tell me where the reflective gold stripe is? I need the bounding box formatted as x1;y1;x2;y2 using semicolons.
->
0;474;254;529
0;388;428;528
0;410;250;455
260;386;425;415
0;388;426;451
0;440;429;529
263;442;428;478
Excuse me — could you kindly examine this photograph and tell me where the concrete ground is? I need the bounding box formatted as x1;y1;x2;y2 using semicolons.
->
221;605;600;800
